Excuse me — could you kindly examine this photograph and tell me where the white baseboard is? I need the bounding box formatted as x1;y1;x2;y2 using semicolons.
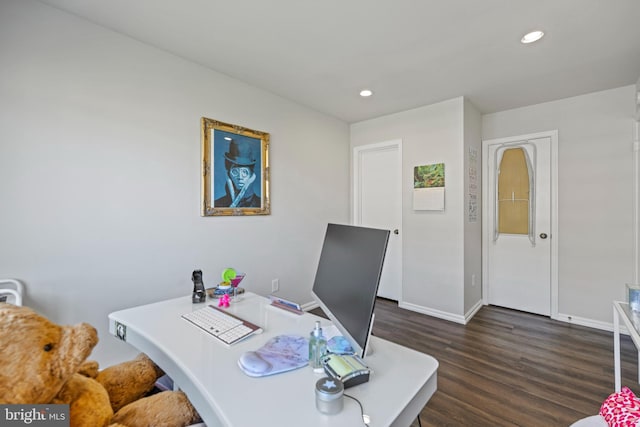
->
398;299;484;325
465;300;484;323
394;301;629;335
398;301;467;324
554;312;631;335
303;298;627;336
301;301;319;312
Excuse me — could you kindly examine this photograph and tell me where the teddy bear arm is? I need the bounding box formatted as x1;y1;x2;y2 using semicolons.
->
53;374;113;427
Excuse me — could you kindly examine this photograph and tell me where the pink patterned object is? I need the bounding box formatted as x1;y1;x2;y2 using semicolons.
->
218;294;230;308
599;386;640;427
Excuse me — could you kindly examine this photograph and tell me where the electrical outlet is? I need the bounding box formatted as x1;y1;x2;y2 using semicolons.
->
271;278;279;292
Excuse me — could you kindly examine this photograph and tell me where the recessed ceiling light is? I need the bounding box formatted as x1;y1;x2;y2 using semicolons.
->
360;89;373;97
521;30;544;44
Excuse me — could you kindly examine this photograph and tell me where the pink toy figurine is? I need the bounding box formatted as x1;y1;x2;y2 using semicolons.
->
218;293;230;308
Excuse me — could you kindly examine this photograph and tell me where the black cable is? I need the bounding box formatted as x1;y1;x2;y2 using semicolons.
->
344;393;423;427
344;393;368;426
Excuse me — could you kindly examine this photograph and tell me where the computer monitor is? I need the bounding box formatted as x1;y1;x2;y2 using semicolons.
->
311;223;390;359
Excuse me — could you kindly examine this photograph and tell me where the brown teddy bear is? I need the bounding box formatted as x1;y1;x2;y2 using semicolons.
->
0;303;201;427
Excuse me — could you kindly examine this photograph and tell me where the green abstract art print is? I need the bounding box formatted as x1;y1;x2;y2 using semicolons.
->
414;163;445;189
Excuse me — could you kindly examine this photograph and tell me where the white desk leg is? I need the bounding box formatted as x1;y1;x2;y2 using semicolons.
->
614;307;621;392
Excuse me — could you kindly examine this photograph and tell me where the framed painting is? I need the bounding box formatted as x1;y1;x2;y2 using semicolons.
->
201;117;270;216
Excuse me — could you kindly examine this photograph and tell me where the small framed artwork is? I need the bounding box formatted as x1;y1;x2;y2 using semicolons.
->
201;117;270;216
413;163;445;211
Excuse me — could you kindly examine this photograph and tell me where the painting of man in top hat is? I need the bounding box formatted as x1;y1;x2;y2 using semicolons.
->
213;132;262;208
201;117;270;216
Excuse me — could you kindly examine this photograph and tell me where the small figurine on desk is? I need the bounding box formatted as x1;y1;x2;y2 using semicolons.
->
218;293;230;308
192;270;206;303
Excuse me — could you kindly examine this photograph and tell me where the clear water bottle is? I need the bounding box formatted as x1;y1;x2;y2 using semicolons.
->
309;321;327;372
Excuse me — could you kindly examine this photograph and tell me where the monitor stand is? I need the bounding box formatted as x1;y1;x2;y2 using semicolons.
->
362;313;375;358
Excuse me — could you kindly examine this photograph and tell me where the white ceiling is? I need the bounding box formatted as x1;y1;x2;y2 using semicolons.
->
38;0;640;123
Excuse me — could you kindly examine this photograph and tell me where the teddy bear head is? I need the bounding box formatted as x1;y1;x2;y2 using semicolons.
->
0;304;98;404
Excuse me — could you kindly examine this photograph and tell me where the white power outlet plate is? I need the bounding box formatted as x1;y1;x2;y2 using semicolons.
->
272;279;279;292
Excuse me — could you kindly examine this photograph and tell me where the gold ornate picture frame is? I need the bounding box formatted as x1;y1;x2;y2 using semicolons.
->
201;117;270;216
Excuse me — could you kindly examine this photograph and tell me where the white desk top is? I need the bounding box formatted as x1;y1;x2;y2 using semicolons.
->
109;293;438;427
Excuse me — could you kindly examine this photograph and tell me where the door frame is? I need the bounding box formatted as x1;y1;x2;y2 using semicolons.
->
481;130;559;319
352;139;403;301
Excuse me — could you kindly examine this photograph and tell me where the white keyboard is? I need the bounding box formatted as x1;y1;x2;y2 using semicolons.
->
182;304;262;345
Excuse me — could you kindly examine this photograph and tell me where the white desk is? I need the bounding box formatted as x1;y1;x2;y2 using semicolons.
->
613;301;640;391
109;292;438;427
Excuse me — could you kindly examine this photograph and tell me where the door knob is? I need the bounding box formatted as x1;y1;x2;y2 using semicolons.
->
394;229;399;235
539;233;548;239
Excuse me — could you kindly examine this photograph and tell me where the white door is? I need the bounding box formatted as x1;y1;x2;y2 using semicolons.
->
353;140;402;301
482;131;558;316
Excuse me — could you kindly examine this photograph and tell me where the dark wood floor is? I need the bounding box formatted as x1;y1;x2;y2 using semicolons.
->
313;299;639;427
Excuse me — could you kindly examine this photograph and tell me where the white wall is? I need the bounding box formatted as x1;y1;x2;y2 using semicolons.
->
463;99;483;316
351;97;479;321
483;85;636;327
0;0;349;366
351;86;636;330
